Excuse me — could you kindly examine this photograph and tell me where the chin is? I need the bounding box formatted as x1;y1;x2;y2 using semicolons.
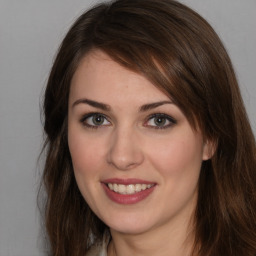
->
103;212;156;235
110;223;151;235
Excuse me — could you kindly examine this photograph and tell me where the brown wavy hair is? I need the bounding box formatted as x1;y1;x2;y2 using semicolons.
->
41;0;256;255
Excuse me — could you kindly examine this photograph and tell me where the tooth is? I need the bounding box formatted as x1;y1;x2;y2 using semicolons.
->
119;184;126;194
113;184;118;192
127;184;135;194
135;184;142;192
141;184;147;190
107;183;153;194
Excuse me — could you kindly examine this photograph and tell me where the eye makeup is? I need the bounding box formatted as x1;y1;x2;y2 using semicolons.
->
79;111;177;131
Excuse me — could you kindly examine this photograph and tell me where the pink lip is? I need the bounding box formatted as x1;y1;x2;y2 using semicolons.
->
102;178;154;185
101;178;156;205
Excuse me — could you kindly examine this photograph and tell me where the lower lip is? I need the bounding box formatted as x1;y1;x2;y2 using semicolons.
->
102;183;156;204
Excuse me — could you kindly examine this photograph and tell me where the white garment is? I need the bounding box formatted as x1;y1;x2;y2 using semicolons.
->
85;233;109;256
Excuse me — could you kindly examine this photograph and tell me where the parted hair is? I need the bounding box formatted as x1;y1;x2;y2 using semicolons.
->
41;0;256;255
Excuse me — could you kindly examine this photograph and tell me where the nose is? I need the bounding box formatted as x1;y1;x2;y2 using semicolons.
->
106;127;144;170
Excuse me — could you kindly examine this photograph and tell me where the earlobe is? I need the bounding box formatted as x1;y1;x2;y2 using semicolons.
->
202;139;216;161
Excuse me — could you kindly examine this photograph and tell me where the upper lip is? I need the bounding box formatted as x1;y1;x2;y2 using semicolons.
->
101;178;156;185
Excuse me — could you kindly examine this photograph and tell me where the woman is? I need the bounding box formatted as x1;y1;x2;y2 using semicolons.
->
41;0;256;255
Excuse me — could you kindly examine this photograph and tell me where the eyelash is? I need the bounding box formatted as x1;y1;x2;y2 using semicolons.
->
79;112;177;130
80;112;110;129
145;113;177;129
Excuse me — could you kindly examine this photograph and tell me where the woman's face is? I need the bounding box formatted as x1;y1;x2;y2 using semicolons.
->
68;50;211;236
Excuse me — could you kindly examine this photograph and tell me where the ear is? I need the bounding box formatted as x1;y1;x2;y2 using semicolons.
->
202;139;216;161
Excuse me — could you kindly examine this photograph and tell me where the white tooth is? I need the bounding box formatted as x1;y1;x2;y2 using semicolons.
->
119;184;126;194
135;184;142;192
107;183;153;194
113;184;118;192
127;184;135;194
141;184;147;190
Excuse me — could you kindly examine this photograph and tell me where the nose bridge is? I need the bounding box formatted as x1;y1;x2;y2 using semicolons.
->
107;124;143;170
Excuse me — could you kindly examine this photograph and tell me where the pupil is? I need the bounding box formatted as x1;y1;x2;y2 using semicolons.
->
93;115;104;125
155;117;166;126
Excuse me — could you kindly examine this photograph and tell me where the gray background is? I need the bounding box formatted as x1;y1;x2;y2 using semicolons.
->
0;0;255;255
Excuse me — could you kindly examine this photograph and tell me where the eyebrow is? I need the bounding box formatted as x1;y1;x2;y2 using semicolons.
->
72;98;111;111
139;101;173;112
72;98;173;112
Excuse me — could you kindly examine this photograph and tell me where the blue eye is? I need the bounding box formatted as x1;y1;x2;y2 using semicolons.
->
146;114;176;129
80;113;110;128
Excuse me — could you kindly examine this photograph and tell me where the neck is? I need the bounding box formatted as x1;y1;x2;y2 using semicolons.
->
108;216;195;256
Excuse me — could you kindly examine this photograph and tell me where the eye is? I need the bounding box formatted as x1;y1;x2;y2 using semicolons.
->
145;113;176;129
80;113;111;128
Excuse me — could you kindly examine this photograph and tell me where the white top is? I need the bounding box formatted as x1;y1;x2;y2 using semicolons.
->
85;233;109;256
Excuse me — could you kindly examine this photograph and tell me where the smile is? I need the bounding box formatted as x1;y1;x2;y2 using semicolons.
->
102;179;156;204
107;183;154;195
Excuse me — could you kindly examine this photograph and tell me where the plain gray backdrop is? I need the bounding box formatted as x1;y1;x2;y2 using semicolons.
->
0;1;255;255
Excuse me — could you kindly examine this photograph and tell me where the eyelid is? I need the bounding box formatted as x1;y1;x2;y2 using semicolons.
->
144;113;177;129
79;112;176;130
80;112;111;128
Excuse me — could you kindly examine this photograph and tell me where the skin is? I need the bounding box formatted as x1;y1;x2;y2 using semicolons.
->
68;50;212;256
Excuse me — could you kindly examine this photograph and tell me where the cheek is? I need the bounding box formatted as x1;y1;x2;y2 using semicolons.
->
68;129;104;178
147;133;204;178
68;129;106;208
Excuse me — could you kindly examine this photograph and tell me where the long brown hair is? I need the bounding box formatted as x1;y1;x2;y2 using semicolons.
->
41;0;256;255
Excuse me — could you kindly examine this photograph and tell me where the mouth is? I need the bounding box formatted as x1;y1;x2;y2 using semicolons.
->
107;183;154;195
101;178;156;204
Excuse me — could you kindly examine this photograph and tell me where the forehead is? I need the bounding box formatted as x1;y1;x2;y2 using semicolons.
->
69;50;171;106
